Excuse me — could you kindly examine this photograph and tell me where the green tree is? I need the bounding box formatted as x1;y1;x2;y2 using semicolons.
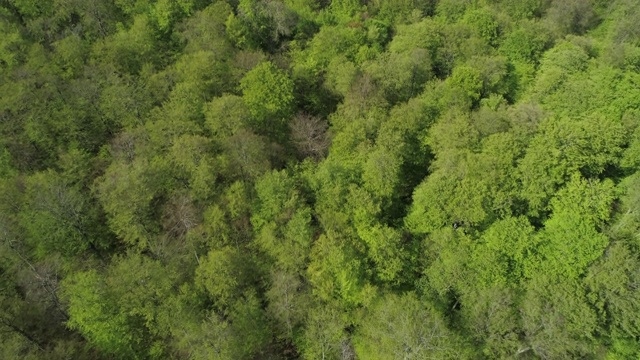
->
63;254;176;358
94;159;168;249
195;246;253;310
469;216;537;288
462;8;500;46
226;0;298;50
520;275;598;359
586;242;640;344
204;94;252;139
91;14;159;74
252;169;313;272
354;292;467;359
460;285;521;358
240;61;295;139
525;174;615;279
299;304;349;360
20;171;107;258
518;115;624;216
265;269;308;340
544;0;598;36
177;1;233;55
307;232;374;306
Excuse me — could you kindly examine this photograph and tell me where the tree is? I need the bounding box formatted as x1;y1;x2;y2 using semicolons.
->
307;232;374;306
290;112;330;160
363;48;432;104
195;246;253;311
173;50;233;100
222;129;272;180
370;0;436;24
166;134;217;201
447;64;483;105
94;159;168;249
299;304;349;360
226;0;298;51
353;292;467;359
204;94;252;140
469;216;537;288
499;21;550;64
291;24;367;77
199;180;254;250
252;169;314;273
361;147;402;201
586;242;640;344
91;14;159;74
265;270;308;340
240;61;295;140
63;254;177;358
177;1;232;54
525;174;615;280
20;170;109;258
421;227;475;298
460;285;521;358
520;275;598;359
406;129;522;235
544;0;598;36
518;115;624;216
462;8;500;46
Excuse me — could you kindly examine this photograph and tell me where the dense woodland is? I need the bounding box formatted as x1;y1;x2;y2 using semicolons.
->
2;0;640;358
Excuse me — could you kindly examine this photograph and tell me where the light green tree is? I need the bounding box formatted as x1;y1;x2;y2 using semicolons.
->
240;61;295;139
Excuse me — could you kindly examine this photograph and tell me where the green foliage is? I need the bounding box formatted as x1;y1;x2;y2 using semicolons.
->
265;270;308;339
252;169;313;272
63;255;176;358
448;64;483;103
363;48;432;103
521;275;598;358
299;304;348;360
435;0;472;21
544;0;599;36
63;270;136;358
204;94;251;138
19;171;105;257
178;2;232;54
324;55;358;96
222;129;272;179
95;159;168;249
498;0;546;20
586;242;640;340
407;128;522;235
91;15;159;74
518;115;624;215
463;8;500;46
292;23;367;77
240;61;295;138
307;232;374;306
3;0;640;358
371;0;435;24
500;21;549;63
226;0;298;50
354;292;467;359
527;174;615;279
470;216;537;287
0;148;16;179
195;246;251;310
422;227;475;297
460;285;520;358
167;134;217;200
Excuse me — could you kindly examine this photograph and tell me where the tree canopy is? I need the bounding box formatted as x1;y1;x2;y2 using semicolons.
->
1;0;640;359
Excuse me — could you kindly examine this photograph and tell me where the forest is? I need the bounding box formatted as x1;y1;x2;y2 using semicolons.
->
1;0;640;358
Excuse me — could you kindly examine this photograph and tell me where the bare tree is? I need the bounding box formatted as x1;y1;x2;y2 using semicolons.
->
162;194;199;240
290;113;330;160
